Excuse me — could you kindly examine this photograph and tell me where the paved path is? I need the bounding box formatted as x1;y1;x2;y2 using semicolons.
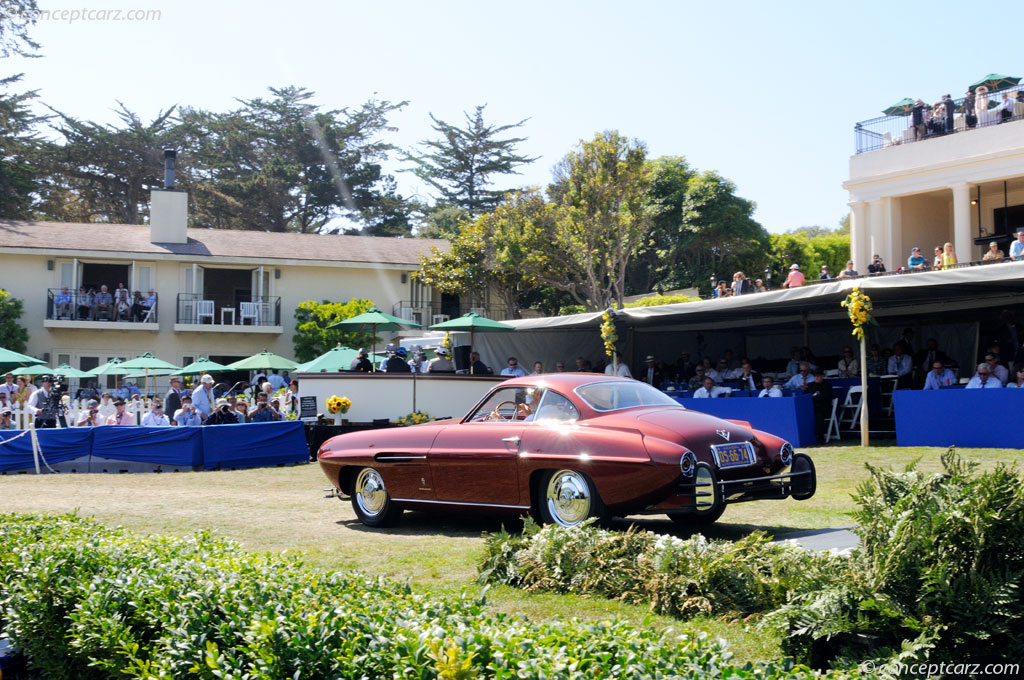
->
771;525;859;553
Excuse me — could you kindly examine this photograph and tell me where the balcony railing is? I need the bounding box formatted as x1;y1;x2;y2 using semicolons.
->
176;293;281;326
390;301;512;325
854;85;1024;154
46;288;158;323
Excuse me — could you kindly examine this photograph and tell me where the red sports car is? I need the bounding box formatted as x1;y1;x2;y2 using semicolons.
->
318;374;815;528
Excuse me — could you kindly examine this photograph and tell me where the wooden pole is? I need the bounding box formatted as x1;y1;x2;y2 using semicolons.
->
860;336;869;446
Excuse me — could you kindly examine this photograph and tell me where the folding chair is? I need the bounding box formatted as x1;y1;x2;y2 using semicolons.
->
838;386;863;431
825;397;840;443
196;300;214;324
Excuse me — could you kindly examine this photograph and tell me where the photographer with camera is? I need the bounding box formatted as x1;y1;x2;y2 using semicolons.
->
26;375;64;428
141;401;170;427
76;399;104;427
172;394;202;426
204;398;240;425
105;398;135;426
249;392;278;422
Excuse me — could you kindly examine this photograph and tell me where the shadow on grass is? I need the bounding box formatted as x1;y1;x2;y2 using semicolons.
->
338;510;525;537
611;516;811;540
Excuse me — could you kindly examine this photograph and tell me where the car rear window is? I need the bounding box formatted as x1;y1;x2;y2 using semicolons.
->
574;381;680;412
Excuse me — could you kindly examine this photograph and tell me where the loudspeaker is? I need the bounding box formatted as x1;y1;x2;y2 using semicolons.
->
454;345;471;371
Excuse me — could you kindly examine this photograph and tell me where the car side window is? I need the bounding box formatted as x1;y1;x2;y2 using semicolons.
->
533;391;579;423
468;386;544;422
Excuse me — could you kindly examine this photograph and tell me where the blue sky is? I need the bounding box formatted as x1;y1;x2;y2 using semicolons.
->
10;0;1024;233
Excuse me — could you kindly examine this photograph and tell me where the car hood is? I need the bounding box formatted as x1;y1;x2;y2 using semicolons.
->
634;407;755;451
319;422;448;457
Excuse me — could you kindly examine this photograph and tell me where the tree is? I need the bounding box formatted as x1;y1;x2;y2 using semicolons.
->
292;298;376;362
0;289;28;352
545;131;654;309
0;74;43;219
414;219;489;298
36;103;181;223
180;87;407;233
404;105;537;217
0;0;41;57
414;204;467;239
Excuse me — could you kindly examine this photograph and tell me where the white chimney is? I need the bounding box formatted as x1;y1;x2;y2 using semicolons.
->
150;149;188;244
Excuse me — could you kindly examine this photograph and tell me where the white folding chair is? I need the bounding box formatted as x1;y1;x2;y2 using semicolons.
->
240;302;259;325
825;397;840;443
196;300;214;324
879;375;898;416
838;386;863;431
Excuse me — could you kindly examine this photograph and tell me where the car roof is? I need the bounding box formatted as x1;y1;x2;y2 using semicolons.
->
496;373;636;391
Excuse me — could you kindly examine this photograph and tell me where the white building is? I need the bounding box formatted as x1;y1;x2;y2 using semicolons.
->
845;91;1024;270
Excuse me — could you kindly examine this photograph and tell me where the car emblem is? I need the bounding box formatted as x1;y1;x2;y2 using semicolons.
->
716;429;730;441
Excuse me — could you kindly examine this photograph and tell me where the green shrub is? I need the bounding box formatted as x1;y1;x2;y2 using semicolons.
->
0;513;852;679
624;294;701;308
479;519;847;621
770;449;1024;669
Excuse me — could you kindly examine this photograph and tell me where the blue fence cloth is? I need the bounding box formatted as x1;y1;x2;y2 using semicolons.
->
202;420;308;470
91;426;203;466
674;392;817;448
0;428;92;471
895;389;1024;448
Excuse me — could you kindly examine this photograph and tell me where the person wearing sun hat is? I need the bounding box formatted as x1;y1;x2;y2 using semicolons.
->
191;373;216;421
349;348;373;373
427;347;455;373
782;263;805;288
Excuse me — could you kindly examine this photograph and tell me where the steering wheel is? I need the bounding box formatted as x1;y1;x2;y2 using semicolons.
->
490;400;522;420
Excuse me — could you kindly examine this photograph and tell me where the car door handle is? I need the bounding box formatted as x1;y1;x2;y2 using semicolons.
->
501;436;521;444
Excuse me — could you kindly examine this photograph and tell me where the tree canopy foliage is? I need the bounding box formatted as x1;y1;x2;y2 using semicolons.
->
292;298;376;362
0;288;28;352
0;75;42;219
404;105;537;218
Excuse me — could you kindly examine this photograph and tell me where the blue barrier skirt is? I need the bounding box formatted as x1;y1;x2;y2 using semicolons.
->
675;393;818;448
895;389;1024;448
92;426;203;466
202;421;309;470
0;428;92;471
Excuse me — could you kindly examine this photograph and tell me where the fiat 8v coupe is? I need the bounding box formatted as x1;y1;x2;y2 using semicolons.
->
318;374;816;528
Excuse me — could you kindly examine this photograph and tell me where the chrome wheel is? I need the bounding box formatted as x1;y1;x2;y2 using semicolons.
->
545;469;593;527
354;468;388;518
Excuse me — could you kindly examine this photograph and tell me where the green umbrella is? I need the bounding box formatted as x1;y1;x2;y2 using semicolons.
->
175;357;231;375
297;344;360;373
88;358;133;377
429;312;515;358
0;347;46;372
118;353;182;396
51;363;97;379
969;73;1021;92
226;350;298;372
882;97;916;116
9;364;43;376
327;307;422;372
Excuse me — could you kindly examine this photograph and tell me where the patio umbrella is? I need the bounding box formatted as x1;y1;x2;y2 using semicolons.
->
0;347;46;372
327;307;422;371
969;73;1021;92
428;312;515;358
118;353;182;396
51;363;97;379
226;350;298;372
9;364;44;376
297;344;360;373
175;357;231;375
881;98;916;116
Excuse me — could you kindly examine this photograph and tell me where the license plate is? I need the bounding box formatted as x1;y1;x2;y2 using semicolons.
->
711;441;756;469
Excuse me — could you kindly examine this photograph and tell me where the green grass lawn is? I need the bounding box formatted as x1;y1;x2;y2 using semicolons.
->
2;443;1021;663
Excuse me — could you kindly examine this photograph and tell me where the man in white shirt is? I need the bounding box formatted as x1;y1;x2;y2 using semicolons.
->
784;363;813;391
694;376;730;398
1010;229;1024;260
757;376;782;398
141;402;170;426
76;399;104;426
707;358;729;384
26;375;57;428
267;370;287;391
0;373;16;401
887;345;913;389
984;352;1009;385
96;392;116;419
966;364;1002;389
603;352;633;378
923;362;956;390
192;374;216;420
500;357;527;377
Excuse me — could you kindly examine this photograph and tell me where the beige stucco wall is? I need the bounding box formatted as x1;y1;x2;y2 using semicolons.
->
1;251;427;386
897;194;953;261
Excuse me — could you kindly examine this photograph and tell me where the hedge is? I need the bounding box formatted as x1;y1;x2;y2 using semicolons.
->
0;513;852;679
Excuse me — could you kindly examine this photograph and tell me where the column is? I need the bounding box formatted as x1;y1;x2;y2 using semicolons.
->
951;184;973;263
869;200;886;267
849;201;868;270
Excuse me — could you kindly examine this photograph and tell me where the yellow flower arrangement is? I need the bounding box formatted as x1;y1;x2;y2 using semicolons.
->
395;410;431;426
600;310;618;358
326;395;351;414
840;287;874;341
441;332;453;354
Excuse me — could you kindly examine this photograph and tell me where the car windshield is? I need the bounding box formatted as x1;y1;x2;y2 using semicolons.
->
575;380;680;412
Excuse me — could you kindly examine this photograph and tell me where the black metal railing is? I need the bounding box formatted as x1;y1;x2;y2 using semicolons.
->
800;255;1024;287
390;301;512;324
176;293;281;327
854;85;1024;153
47;288;158;323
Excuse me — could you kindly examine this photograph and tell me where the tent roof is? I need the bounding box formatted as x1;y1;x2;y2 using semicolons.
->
504;264;1024;333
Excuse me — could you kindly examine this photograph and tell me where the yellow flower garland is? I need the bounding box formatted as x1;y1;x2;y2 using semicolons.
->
840;287;873;341
600;310;618;358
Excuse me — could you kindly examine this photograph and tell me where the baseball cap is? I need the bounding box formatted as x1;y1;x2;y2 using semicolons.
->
200;374;214;384
911;247;921;252
215;398;229;407
396;347;407;356
436;347;448;356
790;264;800;270
86;399;99;408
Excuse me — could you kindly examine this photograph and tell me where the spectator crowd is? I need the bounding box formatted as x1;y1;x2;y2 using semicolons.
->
52;283;157;322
